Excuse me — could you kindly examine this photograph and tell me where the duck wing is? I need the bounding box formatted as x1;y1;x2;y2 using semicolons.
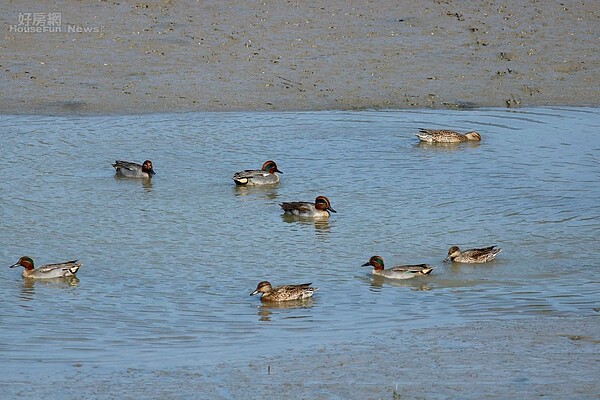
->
37;260;81;276
112;160;141;171
278;283;313;290
233;169;268;179
390;264;433;273
466;246;498;256
474;246;501;260
39;260;79;269
280;202;313;213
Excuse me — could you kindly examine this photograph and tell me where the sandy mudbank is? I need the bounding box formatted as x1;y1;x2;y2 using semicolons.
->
1;1;599;114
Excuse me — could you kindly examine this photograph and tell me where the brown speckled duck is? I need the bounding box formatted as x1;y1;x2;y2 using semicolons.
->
250;281;318;302
444;245;502;263
416;129;481;143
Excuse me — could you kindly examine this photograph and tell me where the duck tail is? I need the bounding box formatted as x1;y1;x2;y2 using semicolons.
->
68;263;82;275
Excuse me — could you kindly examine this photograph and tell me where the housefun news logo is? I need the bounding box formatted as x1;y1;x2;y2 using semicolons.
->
8;12;104;33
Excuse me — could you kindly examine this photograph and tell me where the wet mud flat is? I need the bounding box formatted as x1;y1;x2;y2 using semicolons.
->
1;1;599;114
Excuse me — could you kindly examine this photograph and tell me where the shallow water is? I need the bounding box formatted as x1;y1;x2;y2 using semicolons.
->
1;108;599;395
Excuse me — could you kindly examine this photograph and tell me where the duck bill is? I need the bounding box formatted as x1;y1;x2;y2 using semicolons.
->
361;262;370;267
250;290;259;296
275;169;283;174
443;257;450;262
327;207;337;213
9;262;19;268
149;169;156;175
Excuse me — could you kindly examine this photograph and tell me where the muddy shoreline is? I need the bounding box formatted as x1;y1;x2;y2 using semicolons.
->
1;316;598;399
1;1;599;115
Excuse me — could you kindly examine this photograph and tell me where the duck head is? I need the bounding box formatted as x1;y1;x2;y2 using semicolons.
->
314;196;336;213
10;256;34;270
142;160;156;175
261;160;282;174
444;246;461;262
362;255;384;271
250;281;273;296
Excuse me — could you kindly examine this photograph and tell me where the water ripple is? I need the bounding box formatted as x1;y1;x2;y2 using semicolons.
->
1;107;599;373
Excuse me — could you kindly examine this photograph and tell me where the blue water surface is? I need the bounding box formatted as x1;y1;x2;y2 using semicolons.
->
0;107;598;386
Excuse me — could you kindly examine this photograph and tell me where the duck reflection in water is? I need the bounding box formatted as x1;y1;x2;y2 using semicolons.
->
256;298;316;322
281;214;331;233
415;140;481;151
18;276;80;301
141;178;153;191
22;276;80;288
368;274;432;291
232;184;279;200
113;174;153;191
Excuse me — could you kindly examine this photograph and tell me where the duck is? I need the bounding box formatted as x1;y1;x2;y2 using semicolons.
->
250;281;318;302
9;256;82;279
444;245;501;263
416;128;481;143
112;160;155;178
280;196;336;218
232;160;282;186
362;255;433;280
